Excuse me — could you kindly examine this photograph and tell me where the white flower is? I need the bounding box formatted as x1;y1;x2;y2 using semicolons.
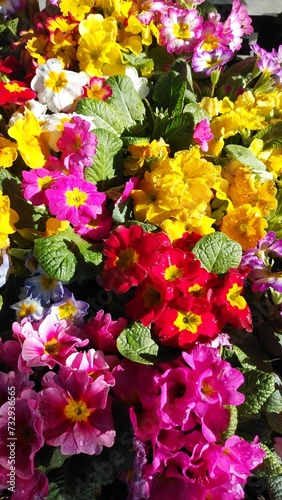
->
30;58;88;113
125;66;150;99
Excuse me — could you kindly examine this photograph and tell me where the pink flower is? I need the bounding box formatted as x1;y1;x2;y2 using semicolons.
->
0;339;21;371
223;0;253;51
11;470;48;500
192;45;234;75
74;206;113;241
193;118;214;152
65;348;116;386
13;313;88;369
57;116;98;176
0;370;33;406
38;367;115;455
0;390;44;479
21;167;62;206
83;309;127;353
45;174;106;225
159;8;203;54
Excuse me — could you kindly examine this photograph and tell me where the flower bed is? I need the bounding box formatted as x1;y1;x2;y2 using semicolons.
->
1;0;282;498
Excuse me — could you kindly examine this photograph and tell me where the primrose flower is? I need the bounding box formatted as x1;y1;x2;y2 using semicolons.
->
10;296;45;322
21;167;62;206
74;206;113;241
192;45;234;75
0;80;36;106
50;289;89;323
0;0;26;18
83;309;127;353
30;58;88;112
24;272;64;307
159;7;203;54
0;136;18;168
38;367;115;455
85;76;112;100
125;67;150;99
45;174;106;226
221;204;267;250
193;118;214;151
223;0;254;51
0;249;10;288
0;191;19;249
57;115;98;175
102;225;161;294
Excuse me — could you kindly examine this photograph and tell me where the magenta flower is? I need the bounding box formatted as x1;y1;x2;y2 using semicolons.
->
0;390;44;479
159;7;203;54
0;339;21;371
74;206;113;242
38;367;115;455
223;0;253;51
11;470;48;499
83;309;127;353
193;118;214;152
0;370;33;406
13;312;88;369
57;116;98;176
21;167;61;206
45;174;106;225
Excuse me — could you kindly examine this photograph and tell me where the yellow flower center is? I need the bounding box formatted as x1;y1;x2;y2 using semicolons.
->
38;175;53;190
164;265;183;281
201;381;215;397
57;301;77;320
45;70;68;93
226;283;246;310
4;82;24;93
64;398;91;422
40;275;58;291
202;35;220;51
173;22;190;39
65;187;88;208
44;338;62;355
174;310;202;333
19;303;36;318
115;247;138;271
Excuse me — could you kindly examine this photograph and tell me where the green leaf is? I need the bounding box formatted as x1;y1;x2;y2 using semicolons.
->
183;102;210;123
254;122;282;150
121;52;154;74
225;144;273;182
112;199;133;224
76;98;124;135
117;322;159;364
238;369;276;419
153;112;194;153
6;18;18;36
153;71;187;116
257;445;282;478
267;475;282;500
222;406;238;440
34;235;77;282
192;232;242;273
107;75;146;126
265;390;282;433
85;128;122;184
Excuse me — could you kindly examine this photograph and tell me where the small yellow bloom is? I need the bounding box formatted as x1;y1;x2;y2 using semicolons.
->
59;0;94;21
221;204;267;250
0;191;19;249
0;137;18;168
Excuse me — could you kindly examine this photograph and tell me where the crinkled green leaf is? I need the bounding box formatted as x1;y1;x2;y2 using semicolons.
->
153;71;187;116
107;75;146;126
225;144;273;182
256;445;282;478
85;128;122;184
238;369;276;419
254;122;282;150
121;52;154;74
117;322;159;364
265;390;282;433
34;235;77;282
76;98;124;135
192;232;242;273
222;406;238;440
183;102;210;123
267;475;282;500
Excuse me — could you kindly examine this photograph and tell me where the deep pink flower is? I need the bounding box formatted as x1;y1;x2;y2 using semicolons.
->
193;118;214;152
83;309;127;353
45;174;106;225
0;370;33;406
21;167;62;206
0;339;22;371
74;206;113;241
57;116;98;176
102;225;161;294
0;390;44;479
38;367;115;455
11;470;48;500
112;359;161;441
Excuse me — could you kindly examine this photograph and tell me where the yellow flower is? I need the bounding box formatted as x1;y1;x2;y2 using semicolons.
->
8;110;50;168
46;29;78;68
59;0;94;21
0;191;19;249
221;204;267;250
161;205;215;239
0;137;18;168
25;34;49;64
44;218;69;236
124;138;170;175
200;96;221;118
77;32;122;77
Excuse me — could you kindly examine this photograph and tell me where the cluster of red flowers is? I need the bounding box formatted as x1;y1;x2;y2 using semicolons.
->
102;225;252;349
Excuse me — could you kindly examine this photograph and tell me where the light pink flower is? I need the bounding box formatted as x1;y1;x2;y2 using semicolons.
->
65;349;116;386
159;7;203;54
45;174;106;225
223;0;253;51
38;367;115;455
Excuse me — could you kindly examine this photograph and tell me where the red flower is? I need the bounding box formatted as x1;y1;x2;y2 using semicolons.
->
102;225;161;294
212;268;252;331
152;248;201;288
126;272;174;326
153;295;218;349
0;80;36;106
